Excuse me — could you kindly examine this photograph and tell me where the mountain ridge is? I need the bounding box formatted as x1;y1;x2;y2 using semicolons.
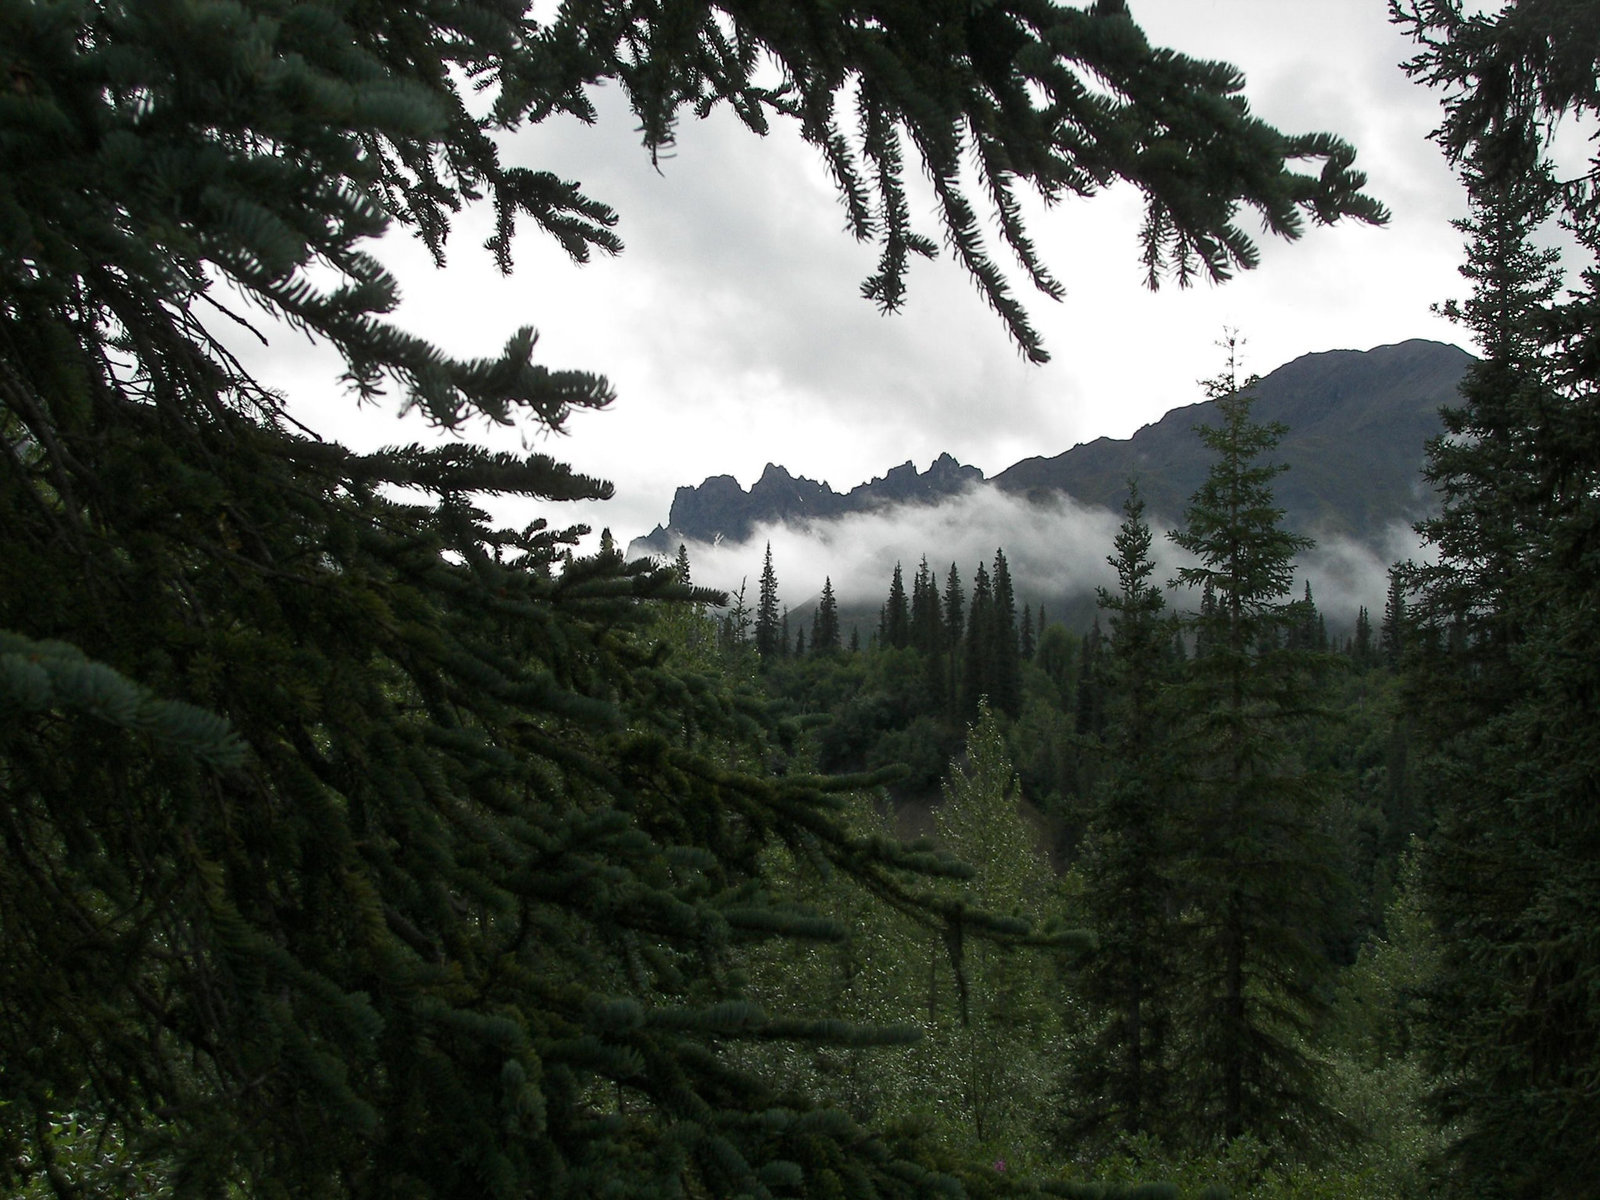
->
631;339;1473;558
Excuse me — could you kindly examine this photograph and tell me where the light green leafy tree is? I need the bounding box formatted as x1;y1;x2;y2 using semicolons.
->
918;702;1066;1165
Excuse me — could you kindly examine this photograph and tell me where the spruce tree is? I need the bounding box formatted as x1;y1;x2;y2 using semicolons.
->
1066;483;1183;1150
986;549;1023;718
881;562;911;650
1380;567;1406;671
909;557;945;656
961;564;993;723
1352;604;1374;669
1166;345;1341;1148
1387;9;1600;1171
756;542;782;660
812;576;841;656
943;563;966;724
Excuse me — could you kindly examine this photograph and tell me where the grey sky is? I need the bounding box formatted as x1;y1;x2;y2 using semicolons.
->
244;2;1479;552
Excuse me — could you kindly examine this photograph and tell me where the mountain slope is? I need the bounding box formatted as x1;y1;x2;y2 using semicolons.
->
994;339;1472;538
633;339;1473;557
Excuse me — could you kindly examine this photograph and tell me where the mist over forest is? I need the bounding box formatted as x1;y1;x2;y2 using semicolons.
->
634;337;1462;640
657;482;1425;641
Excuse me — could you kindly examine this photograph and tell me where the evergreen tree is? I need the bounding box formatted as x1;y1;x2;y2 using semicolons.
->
1387;13;1600;1176
961;564;993;723
755;542;782;660
812;576;841;656
909;557;945;656
1288;580;1322;651
1067;484;1184;1150
987;549;1023;718
943;563;967;726
1019;603;1036;661
674;541;694;585
1380;566;1407;671
881;562;911;650
1166;344;1340;1148
943;563;966;646
1352;604;1374;669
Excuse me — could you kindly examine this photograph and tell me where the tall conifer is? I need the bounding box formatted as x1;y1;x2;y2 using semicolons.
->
1383;22;1600;1165
1167;344;1340;1147
1067;483;1183;1149
881;562;911;649
813;577;841;655
943;564;966;724
987;549;1023;718
909;557;945;656
961;564;993;723
755;542;781;660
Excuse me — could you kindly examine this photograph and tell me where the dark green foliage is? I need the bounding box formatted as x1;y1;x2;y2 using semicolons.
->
1035;623;1078;708
813;576;842;656
1351;605;1374;668
1288;582;1327;653
1389;8;1600;1178
757;542;782;660
962;564;995;724
987;550;1024;718
1066;484;1183;1151
1074;620;1106;740
1166;349;1341;1148
943;564;967;646
1380;568;1406;670
910;557;946;657
944;563;967;723
881;562;911;650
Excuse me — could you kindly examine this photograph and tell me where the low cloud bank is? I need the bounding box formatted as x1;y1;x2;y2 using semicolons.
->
665;484;1123;615
1298;522;1430;628
656;483;1427;634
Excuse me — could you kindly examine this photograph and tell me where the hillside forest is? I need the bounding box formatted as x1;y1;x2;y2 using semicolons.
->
658;348;1441;1195
3;3;1598;1200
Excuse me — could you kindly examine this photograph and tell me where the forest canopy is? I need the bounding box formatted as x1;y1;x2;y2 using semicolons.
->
10;1;1594;1198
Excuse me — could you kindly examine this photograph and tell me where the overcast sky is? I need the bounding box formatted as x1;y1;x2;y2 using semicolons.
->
243;1;1487;555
